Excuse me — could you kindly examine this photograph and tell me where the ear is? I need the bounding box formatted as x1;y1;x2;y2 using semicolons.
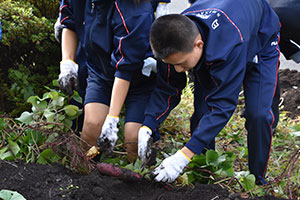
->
194;37;204;50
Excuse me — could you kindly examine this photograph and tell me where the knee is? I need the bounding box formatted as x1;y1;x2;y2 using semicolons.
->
124;131;138;163
245;109;270;124
81;119;102;147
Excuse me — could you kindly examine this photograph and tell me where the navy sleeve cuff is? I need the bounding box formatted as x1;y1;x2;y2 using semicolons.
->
114;70;133;82
143;115;159;132
185;136;205;155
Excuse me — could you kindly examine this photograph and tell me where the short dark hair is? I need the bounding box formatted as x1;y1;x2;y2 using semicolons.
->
150;14;199;59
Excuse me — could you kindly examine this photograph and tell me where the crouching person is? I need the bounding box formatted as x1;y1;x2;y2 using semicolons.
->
138;0;281;184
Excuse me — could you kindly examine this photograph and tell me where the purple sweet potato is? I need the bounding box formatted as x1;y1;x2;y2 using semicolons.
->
97;163;142;182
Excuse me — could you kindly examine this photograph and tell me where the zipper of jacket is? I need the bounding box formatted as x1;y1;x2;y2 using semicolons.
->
88;1;108;75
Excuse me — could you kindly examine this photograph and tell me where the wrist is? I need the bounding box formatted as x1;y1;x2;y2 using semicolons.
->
180;147;194;161
141;126;152;133
107;114;119;119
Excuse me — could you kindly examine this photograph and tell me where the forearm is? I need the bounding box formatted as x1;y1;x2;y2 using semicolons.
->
108;77;130;117
61;28;78;61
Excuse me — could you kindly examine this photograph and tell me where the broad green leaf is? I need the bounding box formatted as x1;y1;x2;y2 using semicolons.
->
27;96;38;106
0;190;26;200
0;147;11;160
64;105;79;117
51;96;65;107
72;91;83;104
43;109;55;122
35;100;47;110
37;148;60;164
15;112;33;124
240;174;256;191
206;150;219;166
8;140;20;156
0;151;14;160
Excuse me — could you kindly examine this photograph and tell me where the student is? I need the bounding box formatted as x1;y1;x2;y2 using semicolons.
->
138;0;281;183
81;0;165;162
57;0;88;132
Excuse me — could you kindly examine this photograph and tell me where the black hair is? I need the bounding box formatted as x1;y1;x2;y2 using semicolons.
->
150;14;199;59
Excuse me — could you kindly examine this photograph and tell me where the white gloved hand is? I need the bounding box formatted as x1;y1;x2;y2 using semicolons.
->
138;126;152;164
142;57;157;77
155;3;169;19
152;150;191;183
58;60;79;96
54;17;63;43
97;115;119;154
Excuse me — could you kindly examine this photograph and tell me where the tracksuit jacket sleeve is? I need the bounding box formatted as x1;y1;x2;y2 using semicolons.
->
59;0;75;31
111;11;154;82
143;62;187;132
186;43;248;155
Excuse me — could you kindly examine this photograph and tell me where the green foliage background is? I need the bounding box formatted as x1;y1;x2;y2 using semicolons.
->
0;0;60;116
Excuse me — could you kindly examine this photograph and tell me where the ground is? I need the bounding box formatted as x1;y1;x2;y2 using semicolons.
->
0;69;299;200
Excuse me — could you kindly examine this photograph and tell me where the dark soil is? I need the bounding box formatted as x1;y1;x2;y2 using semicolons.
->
0;160;285;200
1;69;299;200
278;69;300;119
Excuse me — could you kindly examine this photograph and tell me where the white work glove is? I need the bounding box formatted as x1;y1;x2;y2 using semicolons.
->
152;150;191;183
155;3;169;19
54;17;62;43
58;60;79;96
142;57;157;77
97;115;119;154
138;126;152;164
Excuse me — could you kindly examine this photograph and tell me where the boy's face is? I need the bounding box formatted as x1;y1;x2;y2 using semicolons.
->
162;35;203;73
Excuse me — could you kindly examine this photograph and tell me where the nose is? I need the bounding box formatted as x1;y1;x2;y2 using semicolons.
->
174;65;184;73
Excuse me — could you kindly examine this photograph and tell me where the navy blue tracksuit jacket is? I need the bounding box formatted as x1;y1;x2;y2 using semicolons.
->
143;0;280;179
83;0;156;94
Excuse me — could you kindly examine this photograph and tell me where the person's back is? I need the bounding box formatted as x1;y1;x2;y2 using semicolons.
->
183;0;279;63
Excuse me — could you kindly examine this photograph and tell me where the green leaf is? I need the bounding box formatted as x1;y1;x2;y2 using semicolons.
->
206;150;219;166
241;174;256;191
27;96;38;106
72;91;83;104
37;148;60;164
0;190;26;200
63;105;79;117
0;147;12;160
15;111;33;124
52;79;59;87
43;109;55;122
8;140;20;157
191;154;206;166
51;96;65;107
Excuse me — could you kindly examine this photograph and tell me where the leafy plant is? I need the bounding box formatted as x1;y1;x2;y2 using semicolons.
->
0;190;26;200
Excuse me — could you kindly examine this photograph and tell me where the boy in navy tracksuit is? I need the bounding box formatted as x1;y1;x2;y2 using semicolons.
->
81;0;170;162
58;0;170;161
137;0;281;183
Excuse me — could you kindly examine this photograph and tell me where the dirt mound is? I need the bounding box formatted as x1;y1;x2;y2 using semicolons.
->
0;160;285;200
